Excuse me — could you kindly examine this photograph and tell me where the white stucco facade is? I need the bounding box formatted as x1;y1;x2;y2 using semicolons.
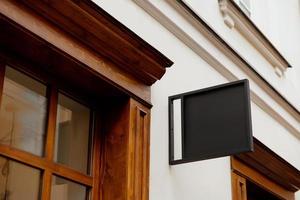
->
95;1;300;199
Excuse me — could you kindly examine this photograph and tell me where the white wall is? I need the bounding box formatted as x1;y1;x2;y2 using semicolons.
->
184;0;300;111
150;41;233;200
94;0;300;199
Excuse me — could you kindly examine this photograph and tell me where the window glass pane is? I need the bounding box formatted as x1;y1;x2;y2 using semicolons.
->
51;176;89;200
0;66;47;156
54;93;91;174
0;156;41;200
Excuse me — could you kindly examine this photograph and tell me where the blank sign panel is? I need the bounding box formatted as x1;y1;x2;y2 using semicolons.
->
169;79;253;165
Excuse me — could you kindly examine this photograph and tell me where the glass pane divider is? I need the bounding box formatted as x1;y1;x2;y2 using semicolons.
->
0;143;93;187
42;86;58;200
0;142;45;170
44;86;58;161
91;112;102;200
51;164;93;187
41;170;52;200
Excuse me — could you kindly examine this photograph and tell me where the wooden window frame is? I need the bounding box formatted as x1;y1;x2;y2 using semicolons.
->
231;158;295;200
231;138;300;200
0;38;153;200
0;61;100;199
0;1;172;199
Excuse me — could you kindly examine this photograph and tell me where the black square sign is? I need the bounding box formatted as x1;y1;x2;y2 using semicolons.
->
169;79;253;165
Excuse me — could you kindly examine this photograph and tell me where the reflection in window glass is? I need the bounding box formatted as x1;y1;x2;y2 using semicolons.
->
54;93;91;174
0;66;47;156
0;156;41;200
51;176;89;200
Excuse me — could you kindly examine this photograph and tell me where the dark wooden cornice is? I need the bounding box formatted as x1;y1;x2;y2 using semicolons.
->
20;0;173;85
234;138;300;192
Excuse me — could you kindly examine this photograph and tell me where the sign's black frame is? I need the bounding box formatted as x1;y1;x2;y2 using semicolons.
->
169;79;253;165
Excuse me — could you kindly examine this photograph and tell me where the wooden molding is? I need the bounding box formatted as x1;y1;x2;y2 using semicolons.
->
231;159;295;200
219;0;290;77
234;138;300;193
0;0;171;104
101;98;150;200
231;172;247;200
127;100;150;200
18;0;173;86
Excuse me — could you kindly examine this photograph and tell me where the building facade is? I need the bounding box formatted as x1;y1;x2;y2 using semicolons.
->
0;0;300;200
96;0;300;200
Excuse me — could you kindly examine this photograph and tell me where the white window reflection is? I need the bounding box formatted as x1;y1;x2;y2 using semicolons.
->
0;66;47;156
54;93;91;174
